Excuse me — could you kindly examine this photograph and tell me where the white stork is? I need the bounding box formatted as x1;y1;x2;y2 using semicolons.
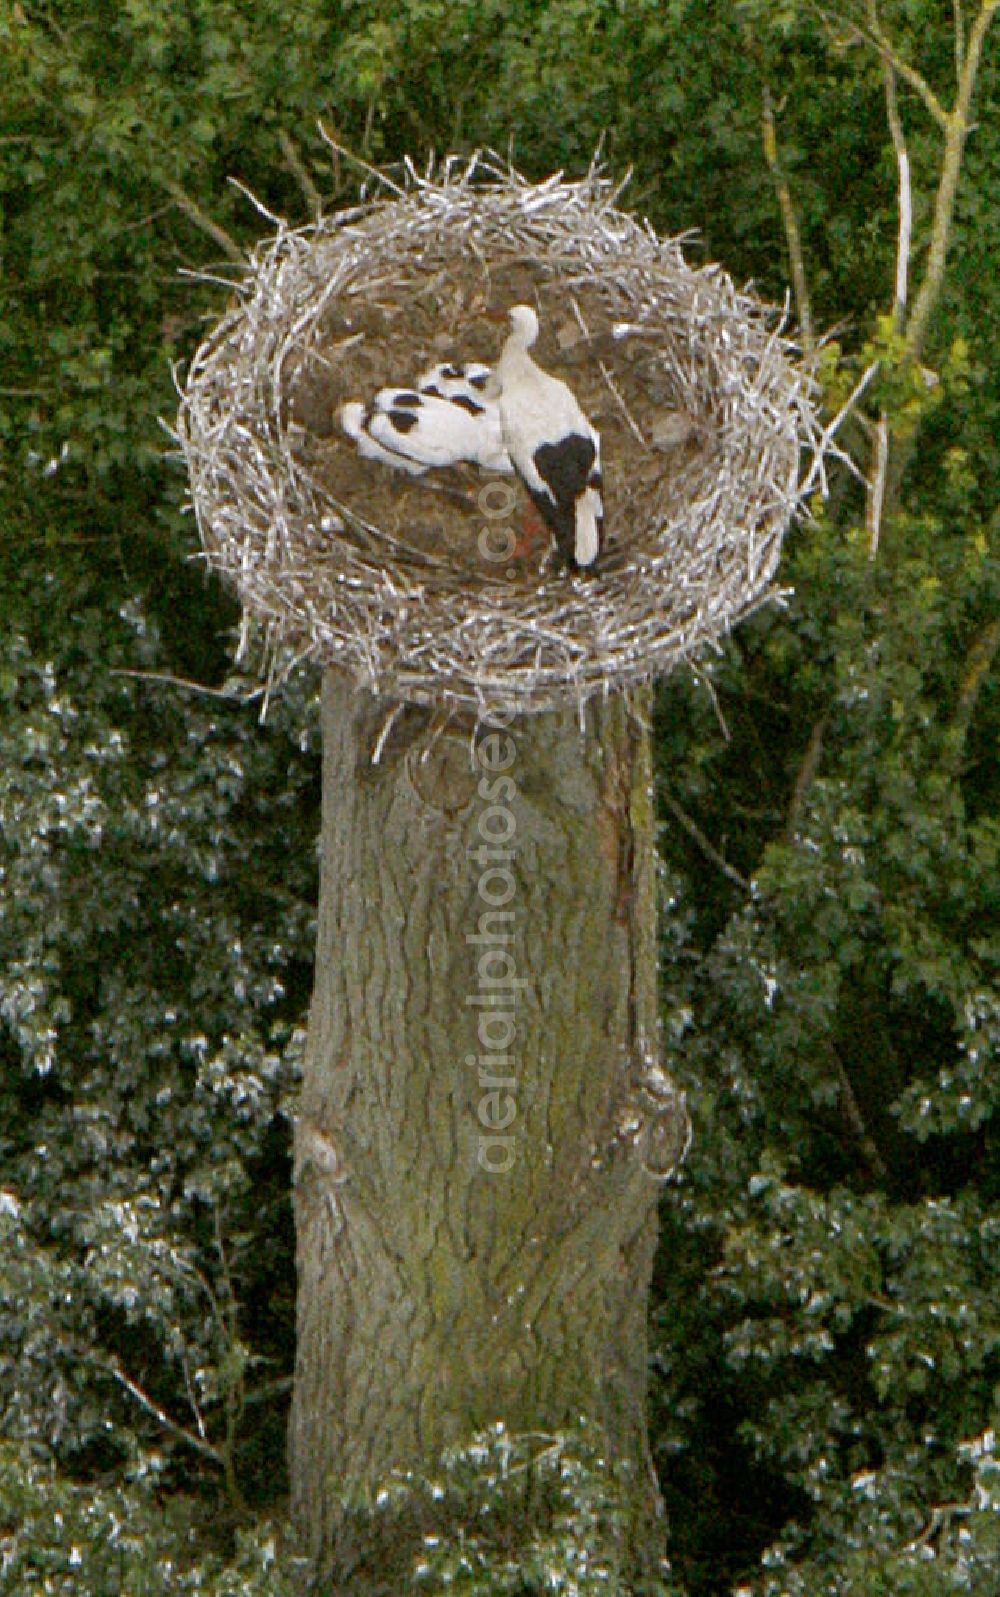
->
340;383;511;475
490;304;604;569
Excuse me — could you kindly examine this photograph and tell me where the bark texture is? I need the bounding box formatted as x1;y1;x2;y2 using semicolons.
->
289;669;686;1585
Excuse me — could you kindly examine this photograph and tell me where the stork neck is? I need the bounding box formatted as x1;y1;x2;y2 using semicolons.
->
499;338;537;384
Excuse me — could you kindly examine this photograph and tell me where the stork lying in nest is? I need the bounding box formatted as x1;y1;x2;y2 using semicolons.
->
340;361;511;476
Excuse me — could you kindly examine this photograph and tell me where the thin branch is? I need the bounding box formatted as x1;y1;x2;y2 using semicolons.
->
952;0;967;75
111;667;265;704
850;9;949;129
879;50;911;323
947;615;1000;771
799;359;880;497
905;1500;972;1553
213;1203;241;1341
902;0;1000;365
661;793;750;891
107;1359;223;1465
599;359;648;447
867;414;890;557
761;88;815;353
851;0;998;534
159;176;245;265
870;46;908;564
277;128;323;217
227;176;285;227
785;714;828;841
241;1375;293;1409
865;6;901;568
213;1205;249;1515
692;667;731;742
317;119;406;196
362;94;377;156
179;1346;210;1443
111;204;176;237
825;1042;889;1180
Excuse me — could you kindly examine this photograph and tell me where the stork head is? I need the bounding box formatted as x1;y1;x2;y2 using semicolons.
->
507;304;539;350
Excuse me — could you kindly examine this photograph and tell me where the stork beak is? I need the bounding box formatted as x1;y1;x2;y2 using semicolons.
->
483;307;509;324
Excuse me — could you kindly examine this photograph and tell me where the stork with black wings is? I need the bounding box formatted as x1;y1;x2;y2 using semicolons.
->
490;304;604;570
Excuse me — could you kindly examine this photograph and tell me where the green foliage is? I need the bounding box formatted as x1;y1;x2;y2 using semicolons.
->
0;1440;306;1595
652;478;999;1589
0;517;316;1529
333;1423;681;1595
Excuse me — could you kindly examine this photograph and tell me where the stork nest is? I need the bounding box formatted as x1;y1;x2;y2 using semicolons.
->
176;153;822;715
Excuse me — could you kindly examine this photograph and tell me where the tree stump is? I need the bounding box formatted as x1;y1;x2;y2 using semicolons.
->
289;673;679;1583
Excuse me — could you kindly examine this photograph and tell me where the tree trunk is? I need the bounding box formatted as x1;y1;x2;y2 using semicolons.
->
289;668;686;1587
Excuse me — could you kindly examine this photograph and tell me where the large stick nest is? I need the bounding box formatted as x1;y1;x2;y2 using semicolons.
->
176;153;821;715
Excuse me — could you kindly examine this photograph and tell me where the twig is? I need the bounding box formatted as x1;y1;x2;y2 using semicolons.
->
849;9;949;129
277;128;323;217
112;205;176;237
241;1375;294;1409
799;359;880;497
947;615;1000;772
372;704;403;765
692;667;731;742
869;34;909;560
598;359;648;448
761;89;815;353
569;296;592;340
213;1205;249;1514
227;176;284;227
880;48;911;323
865;9;902;569
179;1347;210;1442
108;1359;223;1464
825;1042;889;1180
661;792;749;890
317;120;406;196
902;0;1000;365
362;95;377;156
904;1500;971;1552
785;713;828;841
111;667;265;703
952;0;967;74
867;414;889;558
160;176;245;265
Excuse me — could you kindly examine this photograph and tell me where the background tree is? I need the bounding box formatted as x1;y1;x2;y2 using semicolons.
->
1;0;997;1591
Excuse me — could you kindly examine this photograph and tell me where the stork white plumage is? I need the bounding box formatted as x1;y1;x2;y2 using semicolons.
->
340;383;512;475
491;304;604;569
340;396;428;476
417;362;512;473
417;360;493;403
